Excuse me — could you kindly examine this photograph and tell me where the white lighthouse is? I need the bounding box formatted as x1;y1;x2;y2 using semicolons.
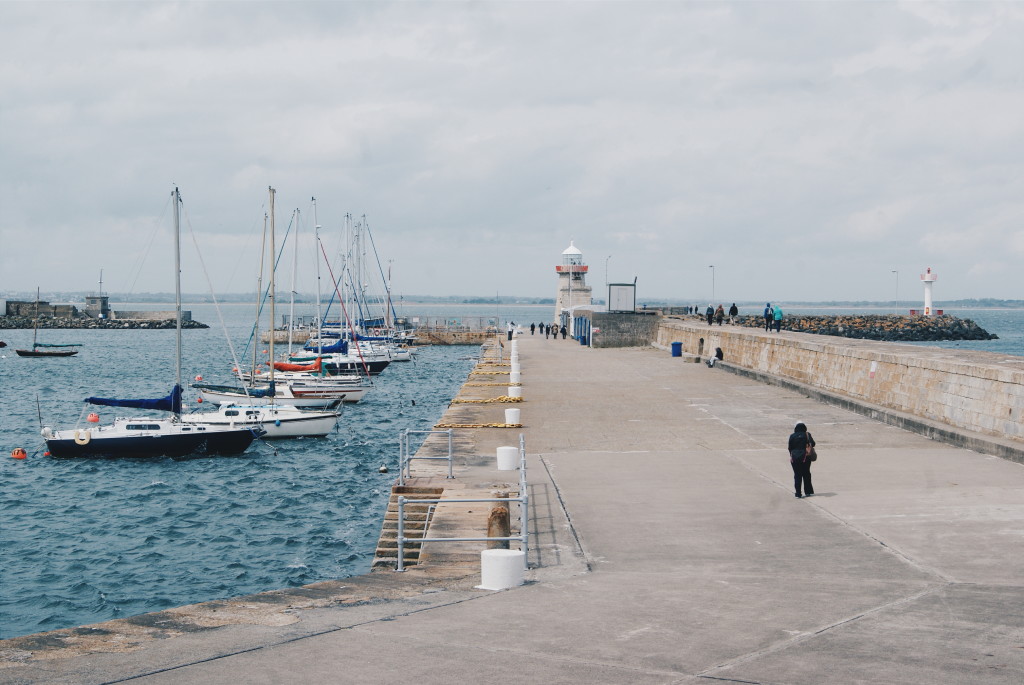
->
921;267;938;316
555;241;592;324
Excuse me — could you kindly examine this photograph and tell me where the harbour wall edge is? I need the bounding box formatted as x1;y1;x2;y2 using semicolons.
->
654;318;1024;457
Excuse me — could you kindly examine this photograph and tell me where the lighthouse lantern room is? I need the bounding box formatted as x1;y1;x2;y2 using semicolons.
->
555;241;593;326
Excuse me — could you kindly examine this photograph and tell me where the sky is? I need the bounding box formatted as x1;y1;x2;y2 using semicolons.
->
2;1;1023;305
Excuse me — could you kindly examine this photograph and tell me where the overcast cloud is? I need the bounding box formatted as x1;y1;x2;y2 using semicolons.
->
2;1;1023;304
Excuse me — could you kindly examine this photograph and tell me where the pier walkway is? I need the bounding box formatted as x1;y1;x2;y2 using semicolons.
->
4;333;1023;683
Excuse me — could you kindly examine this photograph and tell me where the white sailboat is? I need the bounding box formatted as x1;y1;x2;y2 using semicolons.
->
190;187;351;419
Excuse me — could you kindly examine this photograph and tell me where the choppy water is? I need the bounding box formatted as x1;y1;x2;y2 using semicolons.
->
0;303;510;639
1;303;1019;639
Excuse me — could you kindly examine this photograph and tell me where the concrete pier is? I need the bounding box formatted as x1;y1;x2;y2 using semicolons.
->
3;334;1023;683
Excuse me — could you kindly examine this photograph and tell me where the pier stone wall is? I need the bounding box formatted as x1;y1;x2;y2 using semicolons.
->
656;318;1024;449
112;310;191;322
586;311;663;348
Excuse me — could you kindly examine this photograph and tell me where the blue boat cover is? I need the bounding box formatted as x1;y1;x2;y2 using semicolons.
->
86;384;183;413
303;339;348;354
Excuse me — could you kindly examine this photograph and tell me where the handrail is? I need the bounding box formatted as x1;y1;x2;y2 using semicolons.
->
398;428;454;485
396;433;529;572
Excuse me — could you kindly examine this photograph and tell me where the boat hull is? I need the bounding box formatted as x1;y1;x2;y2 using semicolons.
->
44;420;260;458
16;349;78;357
181;404;340;438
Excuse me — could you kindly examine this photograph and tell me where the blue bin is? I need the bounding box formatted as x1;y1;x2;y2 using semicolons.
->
671;341;682;357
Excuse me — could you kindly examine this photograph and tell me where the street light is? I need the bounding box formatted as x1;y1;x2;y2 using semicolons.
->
709;265;715;303
892;270;899;315
605;255;611;291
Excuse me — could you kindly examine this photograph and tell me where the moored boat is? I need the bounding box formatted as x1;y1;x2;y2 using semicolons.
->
181;402;340;438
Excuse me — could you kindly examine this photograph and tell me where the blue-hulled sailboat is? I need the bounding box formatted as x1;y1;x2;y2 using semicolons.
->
41;188;262;458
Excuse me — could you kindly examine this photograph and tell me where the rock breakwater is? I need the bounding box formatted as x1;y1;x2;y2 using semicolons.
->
0;316;208;330
727;314;997;342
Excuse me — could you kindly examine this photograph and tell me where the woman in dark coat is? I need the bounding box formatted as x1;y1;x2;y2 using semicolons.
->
788;422;816;498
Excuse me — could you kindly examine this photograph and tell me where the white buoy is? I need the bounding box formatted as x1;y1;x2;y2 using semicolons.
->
479;549;525;590
505;407;521;425
510;370;521;383
496;445;518;470
508;386;522;398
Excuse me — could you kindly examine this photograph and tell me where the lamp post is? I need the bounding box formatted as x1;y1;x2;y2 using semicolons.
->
709;265;715;304
892;270;899;315
605;255;611;290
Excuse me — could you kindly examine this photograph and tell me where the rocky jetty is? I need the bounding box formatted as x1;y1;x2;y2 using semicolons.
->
727;314;996;342
0;316;208;330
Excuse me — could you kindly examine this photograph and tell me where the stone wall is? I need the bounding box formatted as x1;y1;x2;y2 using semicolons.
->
586;311;663;348
113;310;191;322
656;317;1024;452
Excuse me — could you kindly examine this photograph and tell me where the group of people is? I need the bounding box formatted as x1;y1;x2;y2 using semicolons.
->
703;303;739;326
529;322;567;339
763;303;783;332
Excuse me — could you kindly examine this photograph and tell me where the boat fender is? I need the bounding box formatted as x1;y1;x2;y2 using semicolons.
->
74;430;91;445
274;420;282;426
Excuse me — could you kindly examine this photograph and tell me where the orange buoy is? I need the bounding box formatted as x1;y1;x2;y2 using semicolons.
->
195;374;203;381
11;447;27;460
87;413;100;423
43;451;50;457
197;397;203;403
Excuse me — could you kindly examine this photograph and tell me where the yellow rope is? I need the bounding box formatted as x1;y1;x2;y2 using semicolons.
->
434;423;523;429
466;382;521;387
469;371;509;375
450;396;524;404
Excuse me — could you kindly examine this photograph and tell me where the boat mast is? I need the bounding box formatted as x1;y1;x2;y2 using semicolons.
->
268;187;276;399
313;197;323;358
173;187;182;420
251;213;268;382
32;286;40;349
288;208;299;355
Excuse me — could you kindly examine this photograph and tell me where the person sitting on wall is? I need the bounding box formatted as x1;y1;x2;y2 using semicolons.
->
706;347;724;367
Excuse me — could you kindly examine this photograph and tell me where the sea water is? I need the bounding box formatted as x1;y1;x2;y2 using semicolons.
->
0;304;548;639
1;303;1020;639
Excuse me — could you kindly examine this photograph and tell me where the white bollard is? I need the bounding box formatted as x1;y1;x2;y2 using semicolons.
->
510;370;521;383
511;360;521;373
496;446;518;470
505;407;521;425
479;549;525;590
508;386;522;398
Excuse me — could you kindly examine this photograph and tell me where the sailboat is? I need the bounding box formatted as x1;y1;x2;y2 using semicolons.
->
190;187;350;424
15;289;81;357
41;188;263;458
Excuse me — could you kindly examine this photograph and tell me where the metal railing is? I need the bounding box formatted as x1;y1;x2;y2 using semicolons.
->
396;434;529;572
398;429;454;485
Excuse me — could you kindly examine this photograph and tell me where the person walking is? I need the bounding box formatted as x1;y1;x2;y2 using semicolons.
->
530;323;536;335
773;305;783;332
706;304;714;326
788;422;816;498
715;304;725;326
544;324;550;339
763;303;773;331
560;325;567;339
728;303;738;323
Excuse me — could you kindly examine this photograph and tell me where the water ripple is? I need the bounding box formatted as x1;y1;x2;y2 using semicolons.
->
1;331;475;639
